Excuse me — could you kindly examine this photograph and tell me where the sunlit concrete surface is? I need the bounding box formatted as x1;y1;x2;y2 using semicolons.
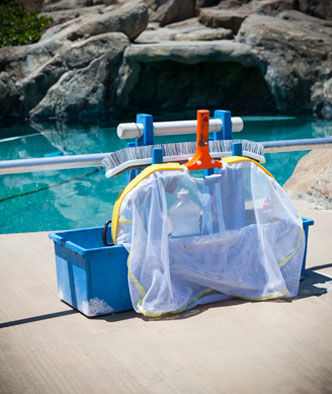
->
1;201;331;394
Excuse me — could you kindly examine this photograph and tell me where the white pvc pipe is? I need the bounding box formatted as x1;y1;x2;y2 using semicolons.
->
117;117;244;139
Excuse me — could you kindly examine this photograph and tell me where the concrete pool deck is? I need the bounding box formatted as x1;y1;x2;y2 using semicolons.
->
1;200;332;394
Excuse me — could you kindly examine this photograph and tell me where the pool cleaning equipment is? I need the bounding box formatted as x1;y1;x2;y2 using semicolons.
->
47;109;316;317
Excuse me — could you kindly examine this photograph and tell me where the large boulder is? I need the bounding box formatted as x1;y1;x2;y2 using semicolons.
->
278;9;332;30
0;72;19;120
42;0;120;12
311;77;332;120
29;32;128;120
0;45;54;81
120;39;258;66
19;33;129;113
298;0;332;21
199;7;252;34
40;2;149;43
135;17;234;42
40;5;108;25
321;78;332;119
43;0;93;11
237;13;332;116
284;148;332;209
145;0;196;26
255;0;297;16
170;27;233;41
18;56;66;114
198;0;297;33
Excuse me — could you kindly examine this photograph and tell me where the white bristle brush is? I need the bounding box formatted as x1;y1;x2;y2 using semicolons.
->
102;139;265;178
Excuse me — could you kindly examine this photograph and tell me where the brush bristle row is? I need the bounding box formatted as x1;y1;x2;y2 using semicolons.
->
102;140;264;172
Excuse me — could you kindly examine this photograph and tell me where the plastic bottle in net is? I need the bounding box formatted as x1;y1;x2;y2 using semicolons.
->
168;188;201;237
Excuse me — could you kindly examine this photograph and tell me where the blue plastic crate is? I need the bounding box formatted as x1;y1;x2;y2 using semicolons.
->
49;226;132;317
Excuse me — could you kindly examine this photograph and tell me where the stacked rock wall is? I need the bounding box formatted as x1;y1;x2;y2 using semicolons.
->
0;0;331;120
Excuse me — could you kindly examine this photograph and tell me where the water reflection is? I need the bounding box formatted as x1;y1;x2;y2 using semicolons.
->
30;120;125;156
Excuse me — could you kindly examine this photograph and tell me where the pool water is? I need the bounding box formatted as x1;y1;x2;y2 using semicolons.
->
0;113;331;234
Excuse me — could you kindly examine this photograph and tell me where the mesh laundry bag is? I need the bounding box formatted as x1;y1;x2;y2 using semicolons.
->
112;159;305;317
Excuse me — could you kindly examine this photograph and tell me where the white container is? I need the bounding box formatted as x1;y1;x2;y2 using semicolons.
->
169;189;201;237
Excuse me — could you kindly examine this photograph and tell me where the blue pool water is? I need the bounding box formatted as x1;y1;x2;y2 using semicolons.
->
0;113;331;234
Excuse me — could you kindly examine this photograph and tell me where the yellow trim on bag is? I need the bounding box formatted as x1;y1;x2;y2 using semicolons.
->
222;156;274;179
239;289;289;302
112;163;184;244
126;251;214;317
127;253;146;298
278;214;304;268
137;288;214;318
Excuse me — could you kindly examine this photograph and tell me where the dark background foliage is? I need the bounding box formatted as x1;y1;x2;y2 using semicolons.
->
0;0;53;47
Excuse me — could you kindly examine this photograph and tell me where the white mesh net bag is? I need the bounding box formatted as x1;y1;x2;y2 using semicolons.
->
112;159;305;317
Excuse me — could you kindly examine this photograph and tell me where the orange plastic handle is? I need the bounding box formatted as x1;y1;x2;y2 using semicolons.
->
184;110;222;171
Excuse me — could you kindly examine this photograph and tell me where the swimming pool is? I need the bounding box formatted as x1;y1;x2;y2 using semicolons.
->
0;113;331;234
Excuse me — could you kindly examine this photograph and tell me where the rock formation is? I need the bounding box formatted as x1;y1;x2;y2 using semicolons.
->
28;33;130;119
284;148;332;210
0;1;148;120
237;12;332;116
0;0;331;121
